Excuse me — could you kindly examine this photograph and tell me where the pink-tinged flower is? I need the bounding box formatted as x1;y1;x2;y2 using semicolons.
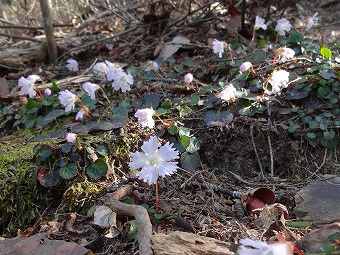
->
18;76;36;98
44;88;51;96
82;82;98;100
135;108;155;128
111;71;133;92
66;133;77;143
239;62;252;72
66;59;78;72
268;69;290;94
254;16;267;30
212;39;225;58
144;61;160;72
129;136;179;185
238;238;294;255
218;84;236;101
58;90;77;112
277;47;295;63
306;12;318;31
184;73;194;84
93;62;108;77
275;18;292;36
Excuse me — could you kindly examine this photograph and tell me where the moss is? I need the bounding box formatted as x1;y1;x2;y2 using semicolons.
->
0;124;65;236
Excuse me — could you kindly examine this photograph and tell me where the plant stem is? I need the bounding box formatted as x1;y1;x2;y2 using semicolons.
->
155;181;159;211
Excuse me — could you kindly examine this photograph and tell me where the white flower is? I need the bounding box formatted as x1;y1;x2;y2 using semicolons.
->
254;16;267;30
306;12;318;31
18;76;36;98
129;136;179;185
111;71;133;92
59;90;77;112
218;84;236;101
277;47;295;63
66;59;78;72
268;70;290;94
184;73;193;84
239;62;253;72
275;18;292;36
106;61;124;81
135;108;155;128
82;82;98;100
44;88;51;96
75;108;85;120
212;39;224;58
238;238;294;255
66;133;77;143
144;61;160;72
93;62;108;77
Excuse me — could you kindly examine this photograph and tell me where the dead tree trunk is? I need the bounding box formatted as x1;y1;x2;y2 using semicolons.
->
38;0;58;63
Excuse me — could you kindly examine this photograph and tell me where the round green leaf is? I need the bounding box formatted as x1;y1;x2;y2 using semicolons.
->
180;135;190;148
128;220;138;239
180;151;200;171
186;137;200;153
96;145;108;156
59;163;78;180
324;130;335;139
288;32;304;43
167;125;178;135
320;243;336;253
320;46;332;58
204;110;233;127
306;132;316;139
86;159;108;180
320;137;340;149
328;232;340;241
184;59;195;67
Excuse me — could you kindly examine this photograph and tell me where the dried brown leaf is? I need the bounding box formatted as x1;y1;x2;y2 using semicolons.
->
159;35;190;60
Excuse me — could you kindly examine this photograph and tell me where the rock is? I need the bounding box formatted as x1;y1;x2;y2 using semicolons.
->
294;180;340;224
297;223;340;253
0;233;93;255
151;231;234;255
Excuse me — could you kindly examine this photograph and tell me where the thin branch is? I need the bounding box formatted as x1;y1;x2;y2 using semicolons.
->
250;122;264;178
0;32;44;42
0;24;73;29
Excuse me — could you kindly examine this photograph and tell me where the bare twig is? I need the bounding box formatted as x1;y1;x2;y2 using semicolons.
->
105;185;153;255
266;101;274;177
250;122;264;178
0;24;73;29
0;32;44;42
308;149;328;179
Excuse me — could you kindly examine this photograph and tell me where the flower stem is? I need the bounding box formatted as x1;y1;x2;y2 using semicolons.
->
259;74;272;101
77;97;91;118
154;112;172;127
155;181;159;211
250;29;256;45
98;86;111;105
275;32;279;44
225;43;234;62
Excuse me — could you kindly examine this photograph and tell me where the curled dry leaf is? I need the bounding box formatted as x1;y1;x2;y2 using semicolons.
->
158;35;190;60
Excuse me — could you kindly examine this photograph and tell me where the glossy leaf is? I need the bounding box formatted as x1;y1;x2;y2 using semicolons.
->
204;110;233;127
86;159;108;180
180;151;200;171
59;163;78;180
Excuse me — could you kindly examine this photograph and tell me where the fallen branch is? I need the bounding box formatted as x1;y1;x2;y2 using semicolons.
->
104;185;153;255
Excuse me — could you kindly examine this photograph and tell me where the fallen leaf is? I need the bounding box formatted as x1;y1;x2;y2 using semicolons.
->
159;35;190;60
0;78;9;97
93;205;117;228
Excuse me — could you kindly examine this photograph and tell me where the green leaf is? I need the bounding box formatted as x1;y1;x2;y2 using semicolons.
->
320;137;340;149
154;212;171;219
128;220;138;239
328;232;340;241
142;92;161;109
167;125;178;135
122;197;134;205
189;94;199;106
289;32;304;43
96;145;108;156
43;109;66;125
143;70;156;79
61;143;72;153
155;108;167;116
25;115;36;128
178;127;190;137
161;101;171;109
324;130;336;139
306;132;317;139
26;98;37;110
186;137;200;153
287;120;300;133
285;221;313;229
59;163;78;180
86;159;108;180
82;95;97;109
180;151;200;171
174;65;183;72
184;59;195;67
204;110;233;127
179;107;191;117
320;46;332;58
320;243;336;253
317;85;330;97
52;80;58;90
87;205;96;217
38;145;53;160
180;135;190;148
